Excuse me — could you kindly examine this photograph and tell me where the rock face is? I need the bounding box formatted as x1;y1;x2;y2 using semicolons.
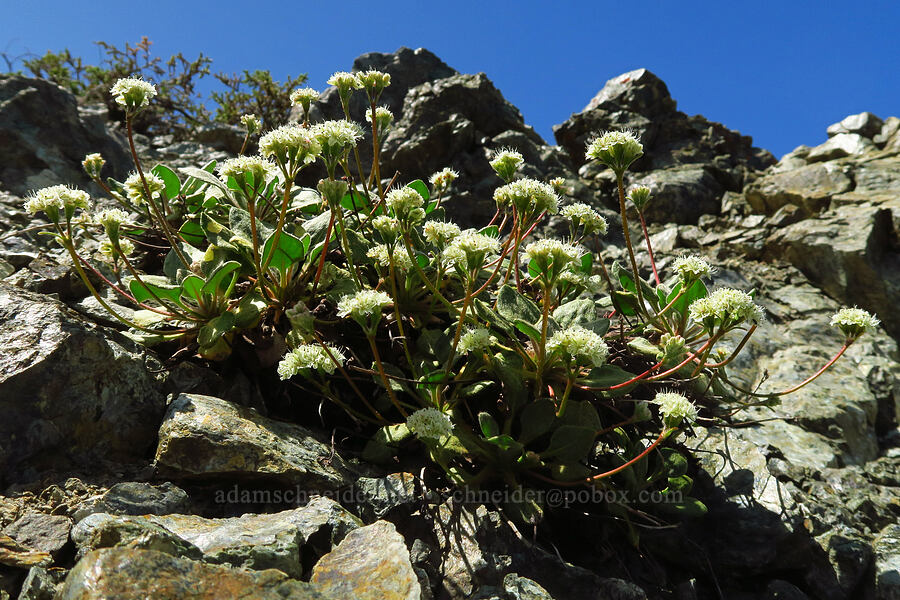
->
554;68;776;224
0;283;167;486
311;520;421;600
57;548;330;600
154;394;358;490
0;76;130;196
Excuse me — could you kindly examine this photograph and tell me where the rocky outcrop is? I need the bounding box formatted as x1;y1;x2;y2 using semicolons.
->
0;76;130;196
554;68;775;224
154;394;359;490
0;283;167;487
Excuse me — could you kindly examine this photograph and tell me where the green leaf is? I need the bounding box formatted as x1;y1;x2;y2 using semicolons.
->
362;423;411;464
304;210;333;247
178;220;205;247
514;319;541;342
551;462;592;482
261;230;305;274
518;399;557;445
557;400;601;430
478;412;500;438
202;261;241;297
543;426;597;462
233;292;267;329
339;189;369;211
627;337;658;358
661;448;688;477
151;164;180;199
657;498;708;518
581;365;637;390
129;276;182;306
503;488;544;525
669;279;708;318
293;187;323;213
583;318;610;336
197;311;236;348
479;225;499;238
610;290;638;316
181;166;229;193
180;275;204;300
472;298;514;335
163;242;205;282
667;474;694;494
407;179;430;201
527;258;541;278
343;227;370;264
553;298;597;328
417;329;452;363
497;285;541;324
492;351;527;412
577;252;593;274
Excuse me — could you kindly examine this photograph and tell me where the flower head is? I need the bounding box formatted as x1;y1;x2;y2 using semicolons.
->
830;307;880;340
337;289;393;323
549;176;569;196
493;178;559;217
124;172;165;206
429;167;458;195
547;325;609;367
524;238;581;274
653;392;698;428
327;71;362;106
96;208;129;241
82;153;105;178
259;124;321;173
25;184;91;217
560;203;608;236
240;114;261;134
586;130;644;174
317;178;348;208
290;87;319;112
458;328;498;354
656;333;687;363
445;229;500;271
217;155;275;188
407;407;453;440
367;243;412;270
312;120;364;160
689;288;764;331
385;186;425;221
628;185;652;211
356;70;391;101
423;221;461;247
277;344;345;379
673;255;715;284
489;148;524;182
109;77;156;111
100;237;134;259
366;106;394;137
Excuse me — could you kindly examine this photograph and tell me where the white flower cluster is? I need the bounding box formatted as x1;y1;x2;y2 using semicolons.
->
109;77;156;110
312;120;364;153
560;203;608;236
217;156;275;185
547;325;609;367
585;130;644;173
277;344;345;380
356;70;391;96
124;172;165;206
96;208;129;232
407;407;453;440
493;178;559;215
423;221;461;247
558;271;604;294
240;114;261;133
673;255;714;283
653;392;698;427
458;327;498;354
689;288;764;330
290;87;319;108
25;185;91;215
100;237;134;258
367;244;413;270
488;148;524;181
830;307;880;339
327;71;363;92
385;186;424;220
523;238;581;270
259;124;321;168
444;229;500;270
371;215;401;239
429;167;458;193
366;106;394;132
82;153;105;177
337;289;393;320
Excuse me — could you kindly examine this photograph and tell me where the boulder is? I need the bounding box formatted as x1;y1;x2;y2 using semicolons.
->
1;512;71;559
826;112;884;139
311;520;420;600
56;548;329;599
873;524;900;600
0;283;167;486
806;133;875;163
154;394;358;490
72;482;190;521
555;68;775;224
0;76;130;197
744;162;852;214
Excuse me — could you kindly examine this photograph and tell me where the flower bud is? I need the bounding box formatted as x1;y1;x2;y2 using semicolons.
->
82;153;106;179
240;114;262;134
317;178;348;209
628;185;652;211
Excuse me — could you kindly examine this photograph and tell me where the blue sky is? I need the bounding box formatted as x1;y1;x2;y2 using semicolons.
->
2;0;898;158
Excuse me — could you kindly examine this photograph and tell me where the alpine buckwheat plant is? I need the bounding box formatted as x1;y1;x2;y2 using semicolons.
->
20;71;878;533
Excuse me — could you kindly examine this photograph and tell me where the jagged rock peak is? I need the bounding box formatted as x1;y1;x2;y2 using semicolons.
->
583;68;677;118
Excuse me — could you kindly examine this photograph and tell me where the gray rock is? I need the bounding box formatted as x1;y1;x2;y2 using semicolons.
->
72;482;189;521
154;394;358;490
630;166;724;224
765;580;811;599
16;566;64;600
826;112;884;139
2;513;71;558
56;548;329;599
311;520;421;600
503;573;555;599
354;472;420;519
72;496;360;578
192;123;245;155
874;117;900;148
745;162;852;214
764;205;900;338
806;133;875;163
873;524;900;600
0;283;167;486
0;76;130;197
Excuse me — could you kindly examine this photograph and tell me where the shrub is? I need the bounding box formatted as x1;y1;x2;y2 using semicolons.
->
21;72;878;532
